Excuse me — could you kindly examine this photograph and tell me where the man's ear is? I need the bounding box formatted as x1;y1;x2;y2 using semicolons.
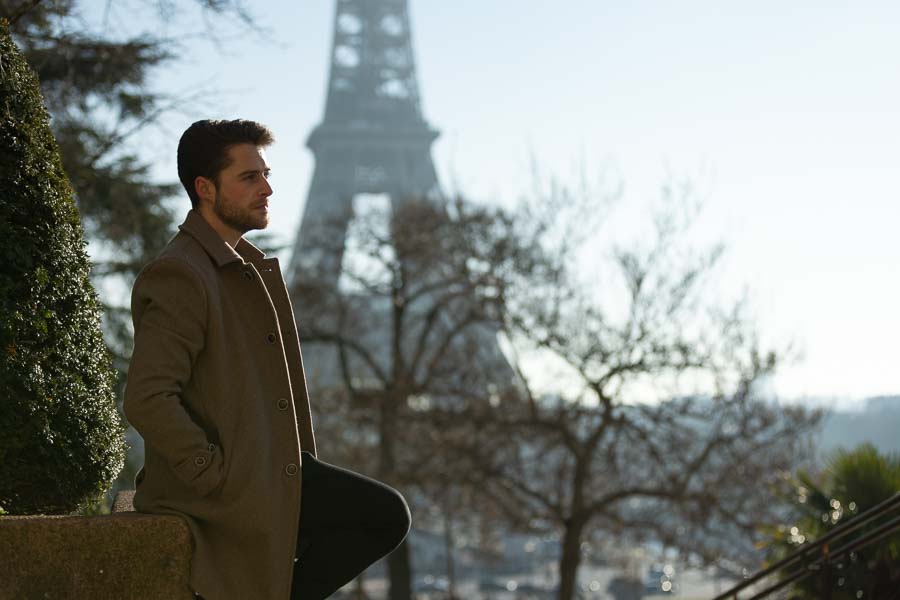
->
194;176;215;205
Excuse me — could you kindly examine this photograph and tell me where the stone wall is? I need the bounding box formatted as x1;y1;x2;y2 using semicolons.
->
0;492;193;600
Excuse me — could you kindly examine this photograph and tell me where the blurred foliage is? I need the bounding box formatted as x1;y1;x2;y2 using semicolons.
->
1;0;182;368
0;20;125;514
764;443;900;598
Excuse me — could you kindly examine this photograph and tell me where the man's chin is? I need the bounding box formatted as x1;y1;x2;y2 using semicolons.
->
250;208;270;230
231;216;269;234
214;205;269;234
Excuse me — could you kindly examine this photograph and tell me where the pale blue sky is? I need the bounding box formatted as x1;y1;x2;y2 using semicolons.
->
90;1;900;404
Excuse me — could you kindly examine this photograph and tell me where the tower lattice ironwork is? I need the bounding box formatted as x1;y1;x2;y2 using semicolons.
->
288;0;514;395
288;0;440;287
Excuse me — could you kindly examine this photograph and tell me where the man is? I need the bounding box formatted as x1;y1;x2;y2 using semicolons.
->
124;119;410;600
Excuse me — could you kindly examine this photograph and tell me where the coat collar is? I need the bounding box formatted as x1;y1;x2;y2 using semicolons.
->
178;209;273;269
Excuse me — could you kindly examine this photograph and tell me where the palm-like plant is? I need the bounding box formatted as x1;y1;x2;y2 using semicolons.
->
765;443;900;599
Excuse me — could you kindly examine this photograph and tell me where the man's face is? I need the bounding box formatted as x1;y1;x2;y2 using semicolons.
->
211;143;272;234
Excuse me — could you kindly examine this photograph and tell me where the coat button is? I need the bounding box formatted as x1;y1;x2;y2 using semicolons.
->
285;463;299;477
266;332;277;344
243;270;254;280
194;456;207;467
277;398;289;411
208;443;216;452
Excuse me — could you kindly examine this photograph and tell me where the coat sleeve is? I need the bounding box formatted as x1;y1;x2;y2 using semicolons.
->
124;257;224;497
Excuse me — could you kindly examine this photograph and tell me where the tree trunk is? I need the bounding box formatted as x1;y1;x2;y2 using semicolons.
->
557;518;586;600
444;508;457;600
380;395;413;600
388;539;414;600
355;573;368;599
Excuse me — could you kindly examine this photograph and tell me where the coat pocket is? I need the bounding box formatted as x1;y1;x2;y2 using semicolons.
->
173;442;226;497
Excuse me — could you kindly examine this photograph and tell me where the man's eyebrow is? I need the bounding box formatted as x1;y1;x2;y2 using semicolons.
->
238;167;271;176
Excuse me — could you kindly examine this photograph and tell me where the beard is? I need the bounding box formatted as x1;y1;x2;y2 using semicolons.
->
213;190;268;234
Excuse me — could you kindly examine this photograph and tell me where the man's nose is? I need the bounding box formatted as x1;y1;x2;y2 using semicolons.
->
261;178;273;197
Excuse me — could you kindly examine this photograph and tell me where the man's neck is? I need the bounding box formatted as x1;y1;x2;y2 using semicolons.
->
197;207;242;248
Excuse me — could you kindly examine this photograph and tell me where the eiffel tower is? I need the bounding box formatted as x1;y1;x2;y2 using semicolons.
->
288;0;440;288
288;0;514;395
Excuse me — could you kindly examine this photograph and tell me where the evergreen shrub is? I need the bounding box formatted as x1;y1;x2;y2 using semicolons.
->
0;20;125;514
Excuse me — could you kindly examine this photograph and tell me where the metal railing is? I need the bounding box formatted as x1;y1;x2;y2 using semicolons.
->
713;492;900;600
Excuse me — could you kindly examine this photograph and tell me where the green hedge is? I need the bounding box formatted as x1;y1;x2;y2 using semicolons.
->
0;20;125;514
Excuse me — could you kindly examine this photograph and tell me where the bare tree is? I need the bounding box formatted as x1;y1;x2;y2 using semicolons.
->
292;196;545;600
292;182;819;600
439;186;822;600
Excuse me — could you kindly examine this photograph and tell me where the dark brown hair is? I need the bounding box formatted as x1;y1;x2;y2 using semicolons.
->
177;119;274;208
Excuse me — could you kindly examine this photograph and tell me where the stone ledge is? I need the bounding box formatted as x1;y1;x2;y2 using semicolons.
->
0;492;193;600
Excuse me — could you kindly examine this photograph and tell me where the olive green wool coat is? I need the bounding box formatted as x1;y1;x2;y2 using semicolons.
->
124;209;317;600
